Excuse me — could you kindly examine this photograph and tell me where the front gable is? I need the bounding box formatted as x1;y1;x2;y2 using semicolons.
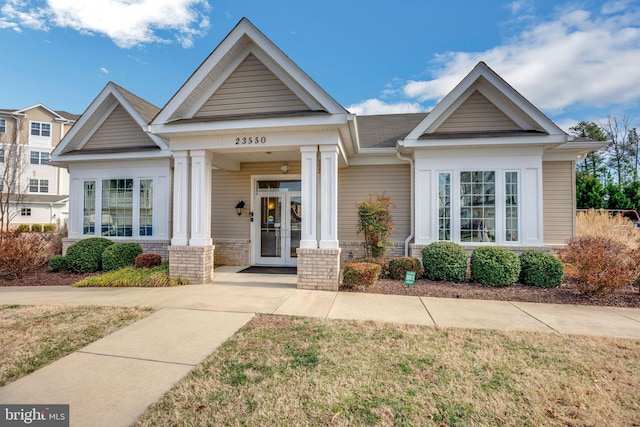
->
51;82;169;164
403;62;566;147
151;18;348;131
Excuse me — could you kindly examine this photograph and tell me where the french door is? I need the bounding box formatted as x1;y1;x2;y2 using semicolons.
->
256;191;301;266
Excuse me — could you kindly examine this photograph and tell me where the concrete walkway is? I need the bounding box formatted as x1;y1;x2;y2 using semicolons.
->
0;266;639;426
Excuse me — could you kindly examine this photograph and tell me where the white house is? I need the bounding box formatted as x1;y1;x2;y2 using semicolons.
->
51;18;604;289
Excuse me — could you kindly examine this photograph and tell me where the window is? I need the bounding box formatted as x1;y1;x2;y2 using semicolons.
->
0;119;6;133
83;181;96;235
505;171;519;242
21;208;31;216
460;171;495;243
29;179;49;193
30;151;50;165
438;172;451;241
30;122;51;137
102;179;133;237
139;179;153;236
0;148;4;163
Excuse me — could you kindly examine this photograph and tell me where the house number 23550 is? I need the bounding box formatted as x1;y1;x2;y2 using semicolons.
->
235;136;267;145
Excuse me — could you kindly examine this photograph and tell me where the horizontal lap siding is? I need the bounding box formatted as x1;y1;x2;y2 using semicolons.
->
195;54;308;117
338;164;411;241
543;161;575;244
436;91;520;133
84;105;156;150
211;162;301;239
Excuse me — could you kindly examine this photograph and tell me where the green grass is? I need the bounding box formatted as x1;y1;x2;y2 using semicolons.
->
136;315;640;426
72;264;188;287
0;305;155;386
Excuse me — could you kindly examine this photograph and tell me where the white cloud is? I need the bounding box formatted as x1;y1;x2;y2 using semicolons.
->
100;67;109;74
347;98;425;115
399;6;640;115
0;0;211;48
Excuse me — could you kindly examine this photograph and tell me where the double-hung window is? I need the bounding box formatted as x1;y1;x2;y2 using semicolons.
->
30;122;51;137
0;148;4;163
29;179;49;193
0;119;6;133
30;151;50;165
437;170;519;244
83;178;154;237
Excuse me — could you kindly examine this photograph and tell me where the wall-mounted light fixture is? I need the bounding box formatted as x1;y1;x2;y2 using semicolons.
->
235;200;245;216
280;164;290;174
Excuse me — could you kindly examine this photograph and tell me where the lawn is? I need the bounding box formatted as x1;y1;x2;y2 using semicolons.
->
0;304;155;386
136;314;640;426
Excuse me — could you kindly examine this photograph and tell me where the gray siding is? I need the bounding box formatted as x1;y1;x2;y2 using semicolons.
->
338;164;411;241
543;161;575;244
84;105;156;151
435;90;520;133
195;54;308;117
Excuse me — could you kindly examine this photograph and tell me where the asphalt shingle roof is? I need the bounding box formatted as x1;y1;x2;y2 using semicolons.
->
356;113;428;149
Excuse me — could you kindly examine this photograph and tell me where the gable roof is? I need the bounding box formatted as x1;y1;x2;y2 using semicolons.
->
404;62;566;145
50;82;169;164
0;105;78;122
151;18;348;129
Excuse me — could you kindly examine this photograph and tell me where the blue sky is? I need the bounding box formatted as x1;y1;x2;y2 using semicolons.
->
1;0;639;131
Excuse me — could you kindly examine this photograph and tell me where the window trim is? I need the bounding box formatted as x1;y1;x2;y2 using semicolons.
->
0;118;6;133
30;121;52;138
21;207;31;217
28;179;49;193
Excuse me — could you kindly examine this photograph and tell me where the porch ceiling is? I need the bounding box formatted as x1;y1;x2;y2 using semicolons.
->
209;146;348;170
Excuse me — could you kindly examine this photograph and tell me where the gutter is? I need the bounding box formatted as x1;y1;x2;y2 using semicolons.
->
396;149;414;257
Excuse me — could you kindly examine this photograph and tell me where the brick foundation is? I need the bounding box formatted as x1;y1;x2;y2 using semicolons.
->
63;238;170;261
212;239;251;265
339;241;406;265
296;248;341;291
409;243;557;259
168;245;214;284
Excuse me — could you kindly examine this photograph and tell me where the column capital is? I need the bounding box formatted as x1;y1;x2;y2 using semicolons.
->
300;145;318;153
319;144;339;153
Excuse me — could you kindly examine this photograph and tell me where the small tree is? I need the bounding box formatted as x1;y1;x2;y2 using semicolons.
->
356;194;394;258
0;117;27;232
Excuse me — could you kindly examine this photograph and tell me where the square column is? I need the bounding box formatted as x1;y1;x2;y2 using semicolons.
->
300;146;318;249
171;151;189;246
189;149;212;246
319;145;339;248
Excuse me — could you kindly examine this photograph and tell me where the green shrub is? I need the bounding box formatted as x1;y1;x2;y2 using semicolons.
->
421;242;468;282
388;257;422;280
519;250;564;288
16;224;29;233
471;247;520;286
342;262;382;289
135;253;163;269
102;243;143;272
73;264;187;287
48;255;69;272
31;224;42;232
43;224;56;232
66;238;114;273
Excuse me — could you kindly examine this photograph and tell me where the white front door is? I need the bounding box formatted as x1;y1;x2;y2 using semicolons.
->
256;190;301;266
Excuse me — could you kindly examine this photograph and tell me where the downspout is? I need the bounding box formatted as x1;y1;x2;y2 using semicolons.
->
396;150;414;257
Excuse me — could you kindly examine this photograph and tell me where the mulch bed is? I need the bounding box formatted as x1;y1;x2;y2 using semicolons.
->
342;278;640;308
2;265;639;309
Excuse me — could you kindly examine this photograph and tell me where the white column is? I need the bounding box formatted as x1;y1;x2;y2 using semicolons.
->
189;149;212;246
171;151;189;246
319;145;339;248
300;146;318;249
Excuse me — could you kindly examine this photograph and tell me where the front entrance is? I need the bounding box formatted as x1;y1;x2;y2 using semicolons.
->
255;180;301;266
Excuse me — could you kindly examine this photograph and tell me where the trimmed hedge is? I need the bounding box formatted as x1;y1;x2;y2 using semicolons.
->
471;247;520;286
519;250;564;288
422;242;468;282
102;243;143;272
66;237;114;273
43;224;56;232
342;262;382;288
388;257;422;280
31;224;42;232
48;255;69;272
16;224;29;233
135;253;163;269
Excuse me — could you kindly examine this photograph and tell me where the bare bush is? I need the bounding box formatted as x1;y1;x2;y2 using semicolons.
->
0;231;50;280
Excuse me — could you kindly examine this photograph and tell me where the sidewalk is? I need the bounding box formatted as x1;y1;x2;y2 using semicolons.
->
1;268;639;426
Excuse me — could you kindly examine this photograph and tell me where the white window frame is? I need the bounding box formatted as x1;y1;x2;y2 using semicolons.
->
21;207;31;216
504;170;521;243
30;151;50;165
30;121;51;137
0;118;6;133
29;179;49;193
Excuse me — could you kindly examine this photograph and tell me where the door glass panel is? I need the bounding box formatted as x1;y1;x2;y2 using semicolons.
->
260;196;281;258
290;196;301;258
